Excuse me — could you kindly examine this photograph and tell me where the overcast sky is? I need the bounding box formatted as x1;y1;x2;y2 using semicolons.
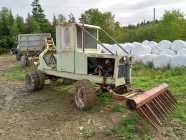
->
0;0;186;25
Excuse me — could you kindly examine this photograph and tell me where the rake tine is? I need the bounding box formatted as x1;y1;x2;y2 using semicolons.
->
164;93;177;107
145;104;162;126
154;98;168;117
158;95;172;112
161;93;176;110
149;102;163;121
167;91;177;104
156;96;170;113
159;94;174;112
137;107;158;129
151;100;166;121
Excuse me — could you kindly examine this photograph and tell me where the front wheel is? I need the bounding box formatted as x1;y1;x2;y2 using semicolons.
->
74;80;97;110
20;55;28;67
25;71;45;92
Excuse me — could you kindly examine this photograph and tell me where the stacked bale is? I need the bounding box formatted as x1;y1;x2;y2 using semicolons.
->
97;40;186;69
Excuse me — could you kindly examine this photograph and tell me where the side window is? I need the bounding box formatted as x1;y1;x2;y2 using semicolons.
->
63;27;70;48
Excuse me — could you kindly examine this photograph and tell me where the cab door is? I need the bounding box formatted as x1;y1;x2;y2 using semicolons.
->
57;24;75;73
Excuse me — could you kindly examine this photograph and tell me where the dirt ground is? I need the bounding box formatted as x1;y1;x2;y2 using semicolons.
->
0;55;185;140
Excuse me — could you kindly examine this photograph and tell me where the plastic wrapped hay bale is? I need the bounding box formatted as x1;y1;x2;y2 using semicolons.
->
158;49;176;56
112;44;127;55
97;44;113;54
133;55;145;63
149;41;158;47
142;40;150;45
142;54;157;65
151;46;160;54
171;40;186;51
170;55;186;68
121;43;134;54
159;40;172;50
131;43;151;56
152;55;172;69
177;48;186;55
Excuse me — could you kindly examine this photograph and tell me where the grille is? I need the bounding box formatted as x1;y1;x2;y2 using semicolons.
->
118;64;131;84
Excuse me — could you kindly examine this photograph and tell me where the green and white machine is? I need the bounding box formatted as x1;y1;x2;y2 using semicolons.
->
25;22;177;129
26;22;132;108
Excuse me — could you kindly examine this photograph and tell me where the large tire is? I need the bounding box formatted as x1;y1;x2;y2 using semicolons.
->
36;70;45;89
20;55;28;67
74;80;97;110
25;71;45;92
16;51;22;61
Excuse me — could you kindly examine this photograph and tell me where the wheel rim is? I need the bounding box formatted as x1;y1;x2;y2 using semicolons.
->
75;88;87;110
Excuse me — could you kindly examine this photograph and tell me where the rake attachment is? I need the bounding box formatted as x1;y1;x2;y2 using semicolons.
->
126;83;177;129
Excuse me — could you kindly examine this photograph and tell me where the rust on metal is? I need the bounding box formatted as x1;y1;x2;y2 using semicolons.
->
126;83;177;129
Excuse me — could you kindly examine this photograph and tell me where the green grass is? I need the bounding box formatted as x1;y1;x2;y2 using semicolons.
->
1;63;186;139
104;64;186;139
132;64;186;125
0;65;31;80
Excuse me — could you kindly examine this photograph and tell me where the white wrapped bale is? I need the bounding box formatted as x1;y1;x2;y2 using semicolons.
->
158;49;176;55
152;55;172;69
131;43;151;56
149;41;158;47
133;55;145;63
171;40;186;51
121;43;134;54
159;40;172;50
177;49;186;55
170;55;186;68
142;54;157;65
151;46;160;54
142;40;149;45
97;44;114;54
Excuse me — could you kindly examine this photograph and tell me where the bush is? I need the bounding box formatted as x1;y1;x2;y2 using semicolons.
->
0;47;8;55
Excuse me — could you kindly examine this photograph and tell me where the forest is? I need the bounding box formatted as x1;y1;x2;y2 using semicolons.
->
0;0;186;54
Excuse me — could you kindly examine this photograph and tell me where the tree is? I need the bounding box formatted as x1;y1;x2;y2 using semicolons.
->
31;0;52;33
68;13;76;23
0;8;18;49
156;10;186;41
16;15;25;33
25;13;41;33
81;9;119;43
31;0;46;23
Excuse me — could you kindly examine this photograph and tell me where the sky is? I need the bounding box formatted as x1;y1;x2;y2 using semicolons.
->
0;0;186;25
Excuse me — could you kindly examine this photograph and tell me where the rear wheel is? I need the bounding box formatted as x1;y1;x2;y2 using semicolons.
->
74;80;97;110
25;71;45;92
16;51;22;61
20;55;28;67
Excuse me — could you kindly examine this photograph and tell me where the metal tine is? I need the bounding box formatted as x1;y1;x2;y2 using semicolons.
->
142;105;161;127
164;92;177;107
158;94;172;112
161;93;176;110
154;98;169;117
156;96;170;113
148;102;163;122
151;100;166;121
159;94;174;111
137;107;158;129
144;104;162;126
167;91;177;104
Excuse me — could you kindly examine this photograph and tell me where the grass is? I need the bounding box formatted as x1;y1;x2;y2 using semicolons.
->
1;61;186;139
0;65;31;80
105;64;186;139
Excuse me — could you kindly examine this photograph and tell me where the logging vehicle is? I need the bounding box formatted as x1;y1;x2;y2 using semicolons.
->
15;33;51;66
25;21;177;129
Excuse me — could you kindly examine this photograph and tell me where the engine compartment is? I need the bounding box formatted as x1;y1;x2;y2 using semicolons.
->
88;57;115;77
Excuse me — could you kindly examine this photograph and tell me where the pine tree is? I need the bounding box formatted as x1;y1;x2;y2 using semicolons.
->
31;0;46;23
